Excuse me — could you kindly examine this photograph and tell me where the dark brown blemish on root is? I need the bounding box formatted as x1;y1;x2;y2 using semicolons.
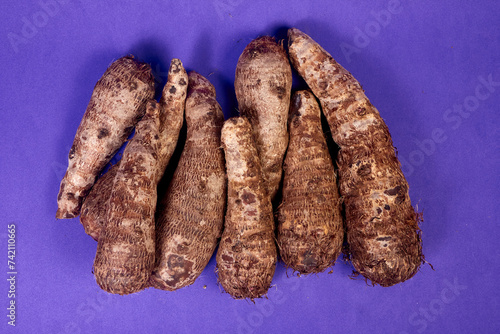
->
357;163;371;176
129;82;137;91
167;255;185;269
384;204;390;210
177;242;189;253
241;190;256;204
272;85;286;99
221;254;233;263
376;236;392;241
68;145;76;159
179;78;186;85
385;185;401;196
376;207;382;215
66;192;75;200
356;107;367;116
97;128;110;139
385;185;406;204
169;85;177;94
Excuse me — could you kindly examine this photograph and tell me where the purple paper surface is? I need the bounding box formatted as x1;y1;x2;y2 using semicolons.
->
1;0;499;333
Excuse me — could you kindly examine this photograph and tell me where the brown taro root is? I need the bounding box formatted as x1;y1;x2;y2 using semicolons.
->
150;71;226;291
216;117;277;300
234;36;292;199
288;28;423;286
56;56;155;219
93;60;188;295
277;90;343;274
79;59;187;242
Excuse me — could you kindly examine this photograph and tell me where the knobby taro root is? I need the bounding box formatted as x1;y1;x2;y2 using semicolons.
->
93;59;188;295
216;117;277;300
277;90;343;274
56;56;155;219
80;59;187;241
288;28;423;286
234;36;292;199
150;71;226;291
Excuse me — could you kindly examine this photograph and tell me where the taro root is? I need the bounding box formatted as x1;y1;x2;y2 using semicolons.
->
277;90;343;275
288;28;423;286
234;36;292;200
150;71;226;291
80;59;187;241
216;117;277;300
93;59;188;295
57;56;155;219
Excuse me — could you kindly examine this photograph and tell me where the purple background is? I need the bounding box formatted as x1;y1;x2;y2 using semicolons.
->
1;0;499;333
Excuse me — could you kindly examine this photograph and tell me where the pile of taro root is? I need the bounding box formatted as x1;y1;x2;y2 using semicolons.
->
56;28;423;300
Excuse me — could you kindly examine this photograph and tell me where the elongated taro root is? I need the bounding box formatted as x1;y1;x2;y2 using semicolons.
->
216;117;277;300
56;56;155;219
277;90;343;274
234;36;292;199
79;59;188;241
288;28;422;286
93;60;188;295
150;71;226;291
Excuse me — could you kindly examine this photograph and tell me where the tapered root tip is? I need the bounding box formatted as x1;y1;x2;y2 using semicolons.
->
169;58;184;74
55;208;77;219
187;71;216;97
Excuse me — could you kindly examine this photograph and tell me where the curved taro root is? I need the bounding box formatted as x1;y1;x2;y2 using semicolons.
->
79;59;187;242
150;71;226;291
56;56;155;219
93;59;188;295
216;117;277;300
234;36;292;200
288;28;422;286
277;90;343;274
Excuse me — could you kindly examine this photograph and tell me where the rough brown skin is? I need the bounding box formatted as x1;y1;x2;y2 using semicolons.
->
93;60;188;295
277;90;343;274
56;56;155;219
93;100;160;295
216;117;277;300
150;71;226;291
235;36;292;199
288;28;422;286
80;162;119;241
79;59;187;242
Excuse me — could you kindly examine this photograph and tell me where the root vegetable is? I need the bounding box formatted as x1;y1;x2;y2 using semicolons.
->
234;36;292;199
288;28;422;286
56;56;155;219
150;71;226;291
277;90;343;274
216;117;277;300
93;100;160;294
93;59;188;295
79;59;187;242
